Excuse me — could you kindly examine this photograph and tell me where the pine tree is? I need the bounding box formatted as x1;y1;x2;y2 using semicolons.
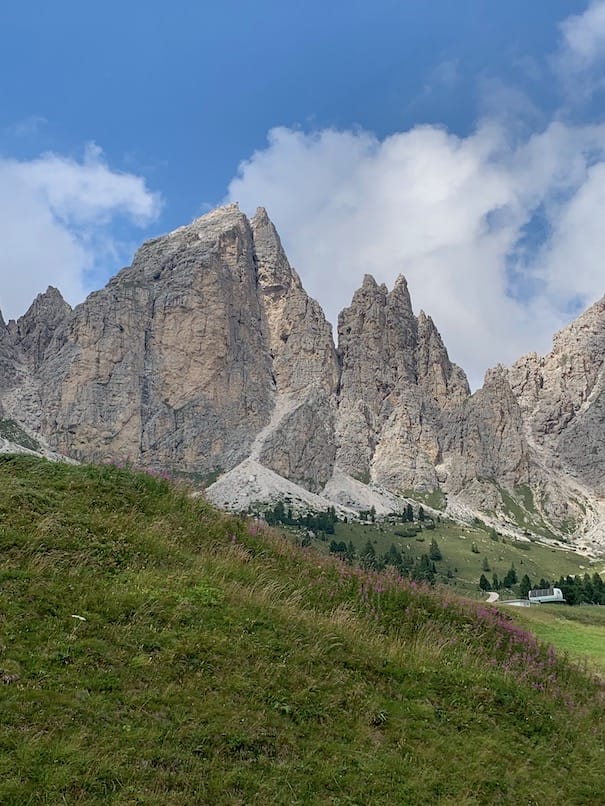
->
502;564;518;588
429;538;442;561
479;574;491;591
360;540;376;570
519;574;532;598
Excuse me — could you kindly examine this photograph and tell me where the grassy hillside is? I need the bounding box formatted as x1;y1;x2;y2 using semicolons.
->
1;455;604;804
327;517;604;595
510;605;605;672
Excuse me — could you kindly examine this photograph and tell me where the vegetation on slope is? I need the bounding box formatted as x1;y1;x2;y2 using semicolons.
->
511;605;605;673
1;455;604;804
0;418;41;452
290;513;603;599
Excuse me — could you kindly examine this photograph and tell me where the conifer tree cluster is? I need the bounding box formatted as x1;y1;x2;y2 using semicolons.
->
263;502;338;535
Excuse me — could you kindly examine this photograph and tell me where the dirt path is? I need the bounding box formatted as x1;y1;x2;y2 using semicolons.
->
486;591;500;603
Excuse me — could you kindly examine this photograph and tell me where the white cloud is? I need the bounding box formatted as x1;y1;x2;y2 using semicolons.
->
422;59;460;95
559;0;605;71
0;144;161;321
555;0;605;101
5;115;48;138
227;120;605;389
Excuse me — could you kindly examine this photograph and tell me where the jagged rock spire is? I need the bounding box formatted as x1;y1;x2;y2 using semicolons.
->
15;287;72;371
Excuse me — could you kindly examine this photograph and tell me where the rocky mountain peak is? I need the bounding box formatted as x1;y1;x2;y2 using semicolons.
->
335;273;468;490
251;206;296;294
1;205;603;547
506;294;605;499
417;310;470;406
15;286;72;370
248;208;340;490
388;273;413;309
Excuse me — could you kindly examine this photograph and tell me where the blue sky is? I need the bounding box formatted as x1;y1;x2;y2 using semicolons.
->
1;0;605;387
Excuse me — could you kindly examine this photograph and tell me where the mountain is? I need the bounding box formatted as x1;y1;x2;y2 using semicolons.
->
1;204;604;549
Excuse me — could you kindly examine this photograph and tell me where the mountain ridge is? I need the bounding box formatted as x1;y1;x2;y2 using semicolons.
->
2;204;604;550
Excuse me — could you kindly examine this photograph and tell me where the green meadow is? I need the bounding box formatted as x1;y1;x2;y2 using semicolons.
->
509;604;605;673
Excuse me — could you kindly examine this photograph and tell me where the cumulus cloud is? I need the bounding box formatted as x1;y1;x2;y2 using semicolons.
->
0;144;161;321
559;0;605;72
227;119;605;389
555;0;605;102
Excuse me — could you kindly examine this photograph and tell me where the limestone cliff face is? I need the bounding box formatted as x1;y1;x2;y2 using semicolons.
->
251;208;339;397
416;312;469;408
249;208;339;490
11;287;72;371
16;206;276;472
3;205;339;486
0;314;18;413
1;204;604;544
336;274;470;491
441;365;531;495
508;296;605;497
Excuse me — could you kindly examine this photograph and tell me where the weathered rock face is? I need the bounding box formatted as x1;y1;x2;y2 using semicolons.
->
336;273;470;491
251;208;339;397
0;309;28;413
256;388;337;492
508;296;605;497
248;208;339;490
0;312;16;404
1;204;604;544
12;287;72;371
10;206;277;472
441;365;531;494
416;312;469;409
3;205;340;485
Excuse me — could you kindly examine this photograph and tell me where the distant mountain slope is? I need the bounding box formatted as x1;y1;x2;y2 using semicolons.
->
1;204;604;548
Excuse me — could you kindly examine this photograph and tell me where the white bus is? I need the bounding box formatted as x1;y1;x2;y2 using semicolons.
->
528;587;564;604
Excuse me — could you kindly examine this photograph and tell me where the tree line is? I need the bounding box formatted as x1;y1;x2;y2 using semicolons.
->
263;502;339;535
329;537;445;585
479;569;605;604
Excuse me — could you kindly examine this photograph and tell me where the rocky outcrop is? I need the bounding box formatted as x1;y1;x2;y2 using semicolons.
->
416;311;469;408
443;365;530;492
0;312;16;404
508;296;605;496
249;208;339;489
256;389;336;492
9;206;276;472
335;273;470;492
251;208;339;397
11;287;72;371
3;205;340;485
